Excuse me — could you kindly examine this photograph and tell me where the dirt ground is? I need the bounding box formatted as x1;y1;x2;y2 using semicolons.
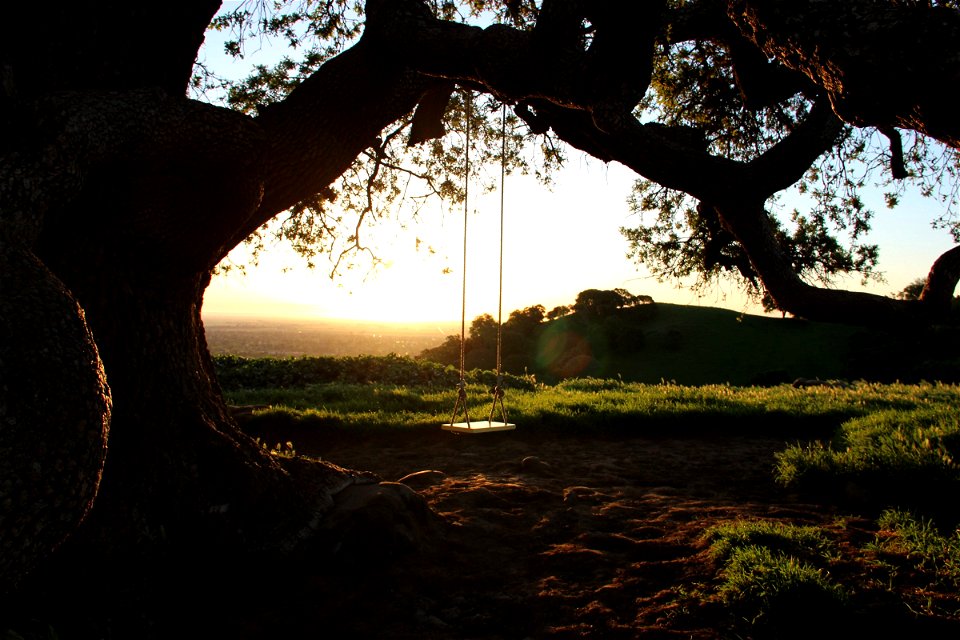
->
13;420;960;640
206;426;960;640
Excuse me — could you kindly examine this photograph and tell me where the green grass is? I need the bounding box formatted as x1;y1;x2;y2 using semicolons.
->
220;355;959;438
214;354;960;631
702;520;848;634
705;520;839;565
870;509;960;590
774;404;960;515
223;355;960;521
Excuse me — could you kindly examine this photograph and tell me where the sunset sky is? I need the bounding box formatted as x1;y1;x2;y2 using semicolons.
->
199;4;957;327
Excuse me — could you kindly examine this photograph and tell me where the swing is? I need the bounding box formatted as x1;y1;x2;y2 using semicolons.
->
442;95;516;434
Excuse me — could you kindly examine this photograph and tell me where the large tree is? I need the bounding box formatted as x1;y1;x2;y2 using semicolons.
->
2;0;960;611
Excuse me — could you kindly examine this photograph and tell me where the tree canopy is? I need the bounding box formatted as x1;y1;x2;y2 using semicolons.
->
199;0;960;325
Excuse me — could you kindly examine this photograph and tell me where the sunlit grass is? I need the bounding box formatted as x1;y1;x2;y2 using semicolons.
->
219;356;960;441
705;520;839;565
774;405;960;513
216;355;960;629
870;509;960;590
703;520;848;633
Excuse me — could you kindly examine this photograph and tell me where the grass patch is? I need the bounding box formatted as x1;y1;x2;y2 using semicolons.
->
219;358;959;441
775;404;960;518
212;356;960;633
705;520;839;565
703;521;848;636
870;509;960;591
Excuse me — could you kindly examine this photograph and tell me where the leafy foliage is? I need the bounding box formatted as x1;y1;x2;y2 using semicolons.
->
195;1;563;276
896;278;928;301
194;1;960;316
622;6;960;300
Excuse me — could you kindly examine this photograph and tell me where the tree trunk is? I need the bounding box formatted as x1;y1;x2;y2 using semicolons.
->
0;239;110;593
712;202;931;326
20;82;416;566
50;266;350;559
2;2;434;592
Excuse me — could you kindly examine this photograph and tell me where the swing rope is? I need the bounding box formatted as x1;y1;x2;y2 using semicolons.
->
495;100;506;379
489;101;508;425
450;89;472;428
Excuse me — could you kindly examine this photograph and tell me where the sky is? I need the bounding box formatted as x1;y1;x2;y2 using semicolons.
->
199;4;957;326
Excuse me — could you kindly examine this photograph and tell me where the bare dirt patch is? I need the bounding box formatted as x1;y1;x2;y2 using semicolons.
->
219;428;948;639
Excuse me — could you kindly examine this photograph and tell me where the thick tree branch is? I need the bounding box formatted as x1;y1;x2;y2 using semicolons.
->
666;0;812;109
250;31;431;240
711;201;928;325
31;91;266;276
523;96;841;211
880;126;908;180
744;99;845;195
920;245;960;315
407;82;457;145
729;0;960;150
369;0;662;121
1;2;220;96
358;1;936;326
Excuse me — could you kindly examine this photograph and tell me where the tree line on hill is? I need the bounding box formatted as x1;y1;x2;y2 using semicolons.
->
420;281;960;384
419;288;656;379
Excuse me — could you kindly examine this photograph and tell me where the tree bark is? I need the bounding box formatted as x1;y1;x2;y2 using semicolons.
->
0;239;110;593
921;245;960;315
2;0;435;590
728;0;960;150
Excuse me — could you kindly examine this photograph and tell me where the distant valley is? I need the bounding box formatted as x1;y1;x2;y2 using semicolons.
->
203;314;458;358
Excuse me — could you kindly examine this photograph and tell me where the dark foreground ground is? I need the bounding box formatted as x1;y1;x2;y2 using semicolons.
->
223;427;960;639
8;427;960;639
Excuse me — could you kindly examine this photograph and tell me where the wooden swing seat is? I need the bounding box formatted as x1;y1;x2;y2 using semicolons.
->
442;420;516;434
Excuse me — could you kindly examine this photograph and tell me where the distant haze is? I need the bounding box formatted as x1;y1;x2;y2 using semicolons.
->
204;314;458;358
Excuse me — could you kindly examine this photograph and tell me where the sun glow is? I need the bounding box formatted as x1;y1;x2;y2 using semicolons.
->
203;156;953;327
199;4;955;329
204;161;689;325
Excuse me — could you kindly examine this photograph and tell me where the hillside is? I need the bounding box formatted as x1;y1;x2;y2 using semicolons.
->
551;303;860;385
421;302;960;386
202;304;960;386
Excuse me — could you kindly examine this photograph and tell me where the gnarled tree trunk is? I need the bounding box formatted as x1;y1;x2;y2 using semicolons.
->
1;1;436;598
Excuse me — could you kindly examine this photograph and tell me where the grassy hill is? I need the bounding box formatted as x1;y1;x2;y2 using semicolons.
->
570;303;861;385
421;302;960;386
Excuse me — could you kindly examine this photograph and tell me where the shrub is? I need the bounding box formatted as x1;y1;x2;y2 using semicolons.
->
213;354;536;391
